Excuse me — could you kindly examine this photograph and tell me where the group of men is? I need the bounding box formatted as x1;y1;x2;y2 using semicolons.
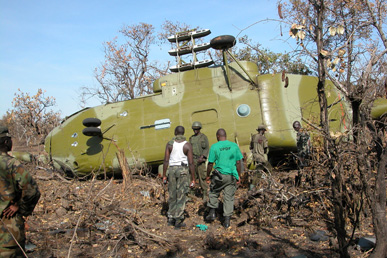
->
0;120;311;255
162;123;243;229
162;121;310;229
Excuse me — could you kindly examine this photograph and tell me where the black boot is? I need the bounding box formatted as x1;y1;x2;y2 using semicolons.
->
223;216;231;228
174;219;186;229
167;218;175;226
205;208;216;222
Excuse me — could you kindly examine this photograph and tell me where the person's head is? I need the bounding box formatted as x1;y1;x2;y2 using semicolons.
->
257;124;267;134
191;121;202;135
293;121;301;132
216;128;227;141
174;126;185;136
0;126;12;152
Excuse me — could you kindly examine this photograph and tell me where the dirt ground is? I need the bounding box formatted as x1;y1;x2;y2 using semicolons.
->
17;158;375;258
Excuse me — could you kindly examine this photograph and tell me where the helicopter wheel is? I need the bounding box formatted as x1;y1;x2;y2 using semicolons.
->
82;117;102;127
82;127;102;136
210;35;236;50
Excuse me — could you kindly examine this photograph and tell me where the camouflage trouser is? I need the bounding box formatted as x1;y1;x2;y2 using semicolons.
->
251;161;270;185
297;151;310;168
167;166;189;220
251;166;263;187
207;174;237;217
194;159;208;200
0;214;25;258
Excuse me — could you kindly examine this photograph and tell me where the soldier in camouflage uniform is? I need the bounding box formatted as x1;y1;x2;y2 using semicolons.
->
162;126;195;229
189;122;209;202
249;125;272;190
292;121;311;168
0;126;41;257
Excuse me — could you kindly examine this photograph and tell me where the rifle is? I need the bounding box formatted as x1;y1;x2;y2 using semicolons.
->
211;169;223;181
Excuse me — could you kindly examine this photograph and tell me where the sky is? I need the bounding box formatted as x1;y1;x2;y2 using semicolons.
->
0;0;290;118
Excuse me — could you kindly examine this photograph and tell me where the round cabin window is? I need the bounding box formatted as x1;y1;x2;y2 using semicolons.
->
236;104;251;117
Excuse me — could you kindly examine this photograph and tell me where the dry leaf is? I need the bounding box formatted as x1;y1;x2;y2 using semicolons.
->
329;27;337;36
298;30;306;40
277;3;283;19
338;49;346;57
320;49;329;56
289;29;297;38
337;25;344;34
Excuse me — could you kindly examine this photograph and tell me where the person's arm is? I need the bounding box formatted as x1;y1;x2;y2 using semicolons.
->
264;136;269;154
2;202;19;218
235;146;244;184
162;143;172;183
202;135;210;159
185;143;195;187
14;163;41;217
206;162;213;184
236;160;242;183
0;163;18;218
0;173;14;215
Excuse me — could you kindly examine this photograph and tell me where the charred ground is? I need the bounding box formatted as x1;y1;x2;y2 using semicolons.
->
16;149;375;258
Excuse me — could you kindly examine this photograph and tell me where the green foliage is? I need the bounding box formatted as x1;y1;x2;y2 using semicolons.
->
236;35;312;75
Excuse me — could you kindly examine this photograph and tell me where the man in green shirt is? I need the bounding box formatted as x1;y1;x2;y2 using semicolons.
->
205;128;243;228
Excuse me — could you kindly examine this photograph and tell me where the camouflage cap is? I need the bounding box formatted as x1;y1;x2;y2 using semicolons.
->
257;124;267;131
0;126;10;138
192;121;202;129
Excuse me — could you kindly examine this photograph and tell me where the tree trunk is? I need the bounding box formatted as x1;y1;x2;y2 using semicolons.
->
370;136;387;258
331;163;350;258
350;98;361;143
314;1;350;257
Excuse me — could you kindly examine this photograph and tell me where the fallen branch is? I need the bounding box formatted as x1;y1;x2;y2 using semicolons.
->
67;174;98;258
124;218;172;245
35;172;72;184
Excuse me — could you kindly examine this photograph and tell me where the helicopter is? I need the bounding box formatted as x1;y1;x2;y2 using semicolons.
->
43;29;386;177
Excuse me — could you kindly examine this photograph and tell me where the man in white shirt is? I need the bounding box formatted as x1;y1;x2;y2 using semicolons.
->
162;126;195;229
